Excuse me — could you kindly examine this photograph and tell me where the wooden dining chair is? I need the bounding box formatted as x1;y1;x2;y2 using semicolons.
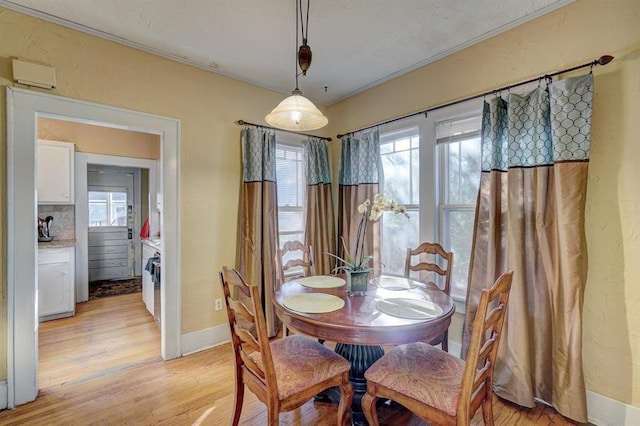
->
219;266;353;426
277;241;316;337
277;240;316;283
362;271;513;426
404;241;454;351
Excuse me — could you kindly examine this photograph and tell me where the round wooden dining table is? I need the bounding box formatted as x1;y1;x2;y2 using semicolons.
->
273;275;455;425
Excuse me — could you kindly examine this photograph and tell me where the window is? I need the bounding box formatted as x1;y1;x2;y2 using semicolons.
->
437;116;482;300
276;143;306;248
88;191;127;226
378;101;483;303
380;128;420;275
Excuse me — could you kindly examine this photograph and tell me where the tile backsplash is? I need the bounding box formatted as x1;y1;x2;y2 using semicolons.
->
38;205;75;240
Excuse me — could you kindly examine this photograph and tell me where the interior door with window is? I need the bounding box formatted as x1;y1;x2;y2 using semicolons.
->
87;167;135;281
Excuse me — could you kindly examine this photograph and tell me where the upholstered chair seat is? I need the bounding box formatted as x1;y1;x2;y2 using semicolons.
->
250;334;351;400
364;342;465;416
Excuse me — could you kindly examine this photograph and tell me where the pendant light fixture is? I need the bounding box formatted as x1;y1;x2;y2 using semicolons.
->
265;0;328;131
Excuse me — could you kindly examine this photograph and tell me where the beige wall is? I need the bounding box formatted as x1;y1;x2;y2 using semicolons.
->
0;7;329;381
38;117;160;159
327;0;640;408
1;0;638;412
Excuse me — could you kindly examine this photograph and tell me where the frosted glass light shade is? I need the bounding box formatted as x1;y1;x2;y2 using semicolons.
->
265;92;328;131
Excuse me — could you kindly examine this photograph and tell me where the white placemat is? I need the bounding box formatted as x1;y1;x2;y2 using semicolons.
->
376;298;443;319
372;276;418;290
296;275;346;289
283;293;345;313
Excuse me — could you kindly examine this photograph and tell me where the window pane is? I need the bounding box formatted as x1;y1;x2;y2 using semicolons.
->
276;143;306;250
381;150;412;203
381;207;419;276
278;210;305;233
88;191;127;227
442;209;475;298
438;115;482;301
380;129;420;275
89;202;107;226
445;137;481;204
111;202;127;226
89;191;108;202
111;192;127;201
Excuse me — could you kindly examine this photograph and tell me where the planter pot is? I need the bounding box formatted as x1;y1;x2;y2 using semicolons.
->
346;270;370;296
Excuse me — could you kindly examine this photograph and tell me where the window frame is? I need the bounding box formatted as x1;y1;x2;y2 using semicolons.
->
274;133;307;254
379;126;421;276
378;99;483;310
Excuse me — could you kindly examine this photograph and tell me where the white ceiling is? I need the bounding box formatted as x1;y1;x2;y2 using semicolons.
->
2;0;573;106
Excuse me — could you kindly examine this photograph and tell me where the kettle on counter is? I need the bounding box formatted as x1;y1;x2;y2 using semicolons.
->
38;216;54;242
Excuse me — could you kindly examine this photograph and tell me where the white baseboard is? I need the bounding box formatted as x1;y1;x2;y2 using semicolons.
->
588;390;640;426
181;324;230;356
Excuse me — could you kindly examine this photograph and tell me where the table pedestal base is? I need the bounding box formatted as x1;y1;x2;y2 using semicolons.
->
321;343;384;425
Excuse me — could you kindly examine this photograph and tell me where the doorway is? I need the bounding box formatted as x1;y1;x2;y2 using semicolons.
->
87;165;137;282
6;87;181;407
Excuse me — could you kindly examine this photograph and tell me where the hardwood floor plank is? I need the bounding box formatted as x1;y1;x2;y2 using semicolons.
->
0;293;583;425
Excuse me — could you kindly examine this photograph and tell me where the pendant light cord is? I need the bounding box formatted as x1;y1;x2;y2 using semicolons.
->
299;0;310;43
294;0;299;90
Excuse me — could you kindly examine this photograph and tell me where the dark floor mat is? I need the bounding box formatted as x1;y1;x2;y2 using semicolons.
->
89;277;142;300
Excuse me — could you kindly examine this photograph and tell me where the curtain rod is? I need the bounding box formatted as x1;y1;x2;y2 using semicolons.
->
336;54;614;139
235;119;332;142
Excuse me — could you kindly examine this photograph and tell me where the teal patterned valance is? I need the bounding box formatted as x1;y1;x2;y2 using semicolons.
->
549;73;593;162
241;127;276;182
304;138;332;185
339;130;381;185
481;73;593;172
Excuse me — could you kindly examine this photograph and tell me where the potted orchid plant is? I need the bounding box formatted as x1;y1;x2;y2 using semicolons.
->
328;194;409;294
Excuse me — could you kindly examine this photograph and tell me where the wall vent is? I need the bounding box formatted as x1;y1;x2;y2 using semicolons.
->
12;58;57;89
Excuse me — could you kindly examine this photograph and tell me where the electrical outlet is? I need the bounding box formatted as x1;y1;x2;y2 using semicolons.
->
215;298;223;311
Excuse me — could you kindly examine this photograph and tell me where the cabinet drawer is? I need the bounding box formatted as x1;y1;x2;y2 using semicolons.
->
38;247;72;264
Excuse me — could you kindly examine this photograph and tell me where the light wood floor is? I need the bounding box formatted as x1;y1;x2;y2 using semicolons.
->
0;293;583;425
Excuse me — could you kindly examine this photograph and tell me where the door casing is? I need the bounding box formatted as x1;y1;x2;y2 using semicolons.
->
6;87;181;407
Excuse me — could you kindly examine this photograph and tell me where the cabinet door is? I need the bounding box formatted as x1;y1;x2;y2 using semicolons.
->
39;262;74;316
37;140;75;204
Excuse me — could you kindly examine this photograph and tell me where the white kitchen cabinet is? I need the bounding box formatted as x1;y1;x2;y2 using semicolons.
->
38;246;75;321
37;140;75;204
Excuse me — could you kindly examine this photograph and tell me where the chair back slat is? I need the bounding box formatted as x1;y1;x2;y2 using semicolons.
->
457;271;513;420
220;267;278;394
475;335;495;367
239;351;265;380
482;306;504;332
283;258;311;271
277;241;315;285
404;242;453;295
228;298;254;323
235;328;260;353
407;262;447;276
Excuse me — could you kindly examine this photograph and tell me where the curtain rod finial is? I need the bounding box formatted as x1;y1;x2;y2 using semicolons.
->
598;55;614;66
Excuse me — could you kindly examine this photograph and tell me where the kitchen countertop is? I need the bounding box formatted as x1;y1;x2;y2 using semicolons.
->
38;239;76;249
143;238;162;252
